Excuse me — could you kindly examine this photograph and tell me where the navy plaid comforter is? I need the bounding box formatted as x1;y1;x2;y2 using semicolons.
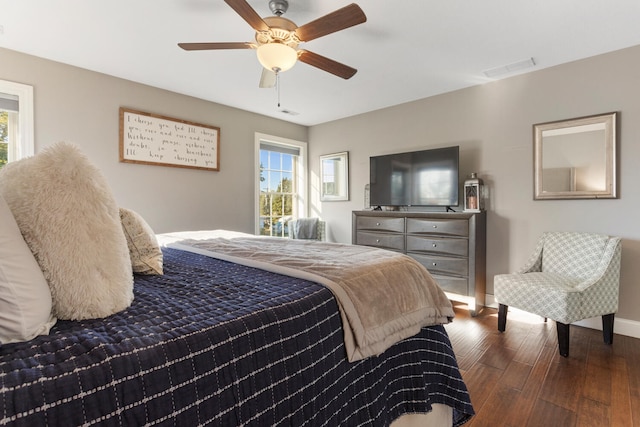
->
0;248;473;426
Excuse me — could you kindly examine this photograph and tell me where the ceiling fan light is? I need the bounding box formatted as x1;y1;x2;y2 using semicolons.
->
257;43;297;73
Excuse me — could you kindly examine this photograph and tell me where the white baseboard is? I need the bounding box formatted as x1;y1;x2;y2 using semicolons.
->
483;294;640;340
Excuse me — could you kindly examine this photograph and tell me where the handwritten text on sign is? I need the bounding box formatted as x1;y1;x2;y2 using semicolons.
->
119;108;220;171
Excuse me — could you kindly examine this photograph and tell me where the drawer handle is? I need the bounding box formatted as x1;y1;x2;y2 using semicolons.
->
376;222;381;226
376;239;380;243
432;243;437;248
432;225;437;229
432;262;437;266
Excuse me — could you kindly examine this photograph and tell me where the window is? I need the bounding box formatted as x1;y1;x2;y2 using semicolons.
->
0;80;34;169
255;133;307;237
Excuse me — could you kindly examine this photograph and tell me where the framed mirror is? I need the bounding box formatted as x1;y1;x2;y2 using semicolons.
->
320;151;349;201
533;112;617;200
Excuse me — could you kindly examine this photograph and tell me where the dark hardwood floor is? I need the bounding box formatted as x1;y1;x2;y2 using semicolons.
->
444;302;640;427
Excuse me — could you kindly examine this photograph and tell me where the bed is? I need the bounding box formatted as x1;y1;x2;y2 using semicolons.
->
0;234;473;426
0;143;474;426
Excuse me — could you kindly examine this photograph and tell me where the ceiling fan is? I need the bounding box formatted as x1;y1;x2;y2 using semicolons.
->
178;0;366;88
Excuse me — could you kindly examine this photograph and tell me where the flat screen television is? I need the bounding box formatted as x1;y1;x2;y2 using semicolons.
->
369;146;459;208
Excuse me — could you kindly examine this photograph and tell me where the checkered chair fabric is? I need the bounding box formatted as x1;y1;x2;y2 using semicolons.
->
494;231;621;357
495;232;621;324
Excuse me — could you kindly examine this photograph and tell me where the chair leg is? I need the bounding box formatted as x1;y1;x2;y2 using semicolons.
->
498;304;508;332
602;313;615;345
556;322;570;357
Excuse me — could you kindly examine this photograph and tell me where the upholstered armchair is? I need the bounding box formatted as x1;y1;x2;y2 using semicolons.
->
288;218;326;241
494;231;622;357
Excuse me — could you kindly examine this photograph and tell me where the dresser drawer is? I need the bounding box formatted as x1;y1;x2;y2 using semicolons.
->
431;275;469;295
410;254;468;277
356;216;405;233
352;210;486;315
356;231;405;251
406;218;468;237
406;235;468;257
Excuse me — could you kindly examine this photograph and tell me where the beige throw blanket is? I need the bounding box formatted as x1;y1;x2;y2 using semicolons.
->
160;231;454;361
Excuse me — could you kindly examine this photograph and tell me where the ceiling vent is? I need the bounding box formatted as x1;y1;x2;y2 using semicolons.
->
483;57;536;78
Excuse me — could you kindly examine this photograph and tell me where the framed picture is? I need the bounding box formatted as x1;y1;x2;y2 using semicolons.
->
119;107;220;171
320;151;349;201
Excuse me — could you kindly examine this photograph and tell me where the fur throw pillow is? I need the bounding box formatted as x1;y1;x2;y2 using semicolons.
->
0;142;134;320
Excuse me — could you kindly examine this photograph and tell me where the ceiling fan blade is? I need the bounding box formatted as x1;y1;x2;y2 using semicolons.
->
178;42;255;50
259;68;277;88
295;4;366;42
298;50;357;79
224;0;270;32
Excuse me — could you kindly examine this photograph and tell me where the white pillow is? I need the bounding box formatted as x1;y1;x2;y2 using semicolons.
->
120;207;163;275
0;142;134;320
0;195;57;343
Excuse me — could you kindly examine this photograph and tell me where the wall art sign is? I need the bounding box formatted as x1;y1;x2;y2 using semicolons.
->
119;107;220;171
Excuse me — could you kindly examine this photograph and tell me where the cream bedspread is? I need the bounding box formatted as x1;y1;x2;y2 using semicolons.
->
158;230;454;361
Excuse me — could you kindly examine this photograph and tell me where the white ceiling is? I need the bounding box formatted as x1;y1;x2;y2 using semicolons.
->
2;0;640;126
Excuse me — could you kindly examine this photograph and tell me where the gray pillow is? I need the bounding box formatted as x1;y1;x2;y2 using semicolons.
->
120;207;163;275
0;195;56;343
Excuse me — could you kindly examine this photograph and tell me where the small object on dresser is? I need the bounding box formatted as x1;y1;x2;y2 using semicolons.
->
364;184;370;209
464;173;485;212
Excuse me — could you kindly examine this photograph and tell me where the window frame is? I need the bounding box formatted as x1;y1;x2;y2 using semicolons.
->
254;132;307;236
0;79;34;161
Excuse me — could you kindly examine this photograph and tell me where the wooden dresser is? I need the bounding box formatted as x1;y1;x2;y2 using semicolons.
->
352;210;486;315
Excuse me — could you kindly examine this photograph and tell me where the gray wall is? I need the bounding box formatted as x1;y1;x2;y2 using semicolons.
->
0;47;307;234
3;44;639;326
309;45;640;324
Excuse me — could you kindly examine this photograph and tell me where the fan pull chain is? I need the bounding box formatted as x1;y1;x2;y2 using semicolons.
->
276;71;281;107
